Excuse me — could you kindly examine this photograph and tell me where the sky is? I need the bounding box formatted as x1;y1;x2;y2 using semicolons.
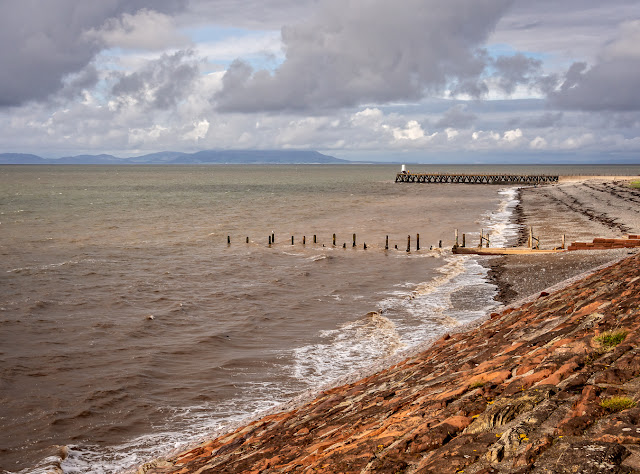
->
1;0;639;163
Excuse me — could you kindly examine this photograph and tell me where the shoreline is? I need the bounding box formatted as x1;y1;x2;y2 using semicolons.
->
132;176;640;473
486;177;640;306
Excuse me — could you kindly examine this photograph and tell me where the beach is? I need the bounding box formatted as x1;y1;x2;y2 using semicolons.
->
133;176;640;473
488;177;640;305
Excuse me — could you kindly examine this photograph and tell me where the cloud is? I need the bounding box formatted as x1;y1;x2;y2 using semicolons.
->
393;120;425;140
0;0;187;107
214;0;513;113
109;50;203;110
550;20;640;111
508;111;563;128
491;53;542;95
85;9;190;51
435;104;477;129
183;0;316;30
490;0;640;65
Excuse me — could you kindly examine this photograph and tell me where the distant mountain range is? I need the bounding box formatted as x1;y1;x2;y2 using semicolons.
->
0;150;349;165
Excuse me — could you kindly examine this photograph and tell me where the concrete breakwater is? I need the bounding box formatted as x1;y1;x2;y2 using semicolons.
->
138;253;640;473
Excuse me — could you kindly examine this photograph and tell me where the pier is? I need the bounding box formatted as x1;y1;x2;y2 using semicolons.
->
395;173;559;184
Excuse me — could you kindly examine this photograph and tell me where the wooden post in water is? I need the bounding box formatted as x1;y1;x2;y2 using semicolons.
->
272;232;275;244
303;236;306;245
417;234;420;251
343;243;346;248
333;233;336;246
462;233;466;248
353;233;356;248
439;240;442;248
455;229;459;247
313;235;317;244
485;233;490;248
364;243;367;250
562;234;566;249
385;235;389;250
227;235;231;245
268;235;272;246
479;229;483;248
407;235;411;252
246;237;249;244
291;236;294;245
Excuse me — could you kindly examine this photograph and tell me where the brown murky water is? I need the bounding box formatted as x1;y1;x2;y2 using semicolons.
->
1;164;636;472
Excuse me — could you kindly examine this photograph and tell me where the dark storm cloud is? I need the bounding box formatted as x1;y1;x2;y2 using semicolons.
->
492;53;542;95
110;50;202;110
0;0;187;107
215;0;513;113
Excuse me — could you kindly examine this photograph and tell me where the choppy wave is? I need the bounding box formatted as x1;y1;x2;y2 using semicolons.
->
13;185;519;474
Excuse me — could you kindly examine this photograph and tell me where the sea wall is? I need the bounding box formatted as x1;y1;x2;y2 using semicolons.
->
138;253;640;473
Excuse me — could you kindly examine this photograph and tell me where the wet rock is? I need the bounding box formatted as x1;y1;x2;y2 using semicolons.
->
531;441;630;474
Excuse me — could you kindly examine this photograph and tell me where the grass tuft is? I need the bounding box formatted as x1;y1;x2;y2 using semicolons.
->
594;330;628;350
629;180;640;189
600;396;636;413
469;381;485;389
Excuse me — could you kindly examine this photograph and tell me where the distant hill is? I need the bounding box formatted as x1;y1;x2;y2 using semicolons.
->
0;150;348;165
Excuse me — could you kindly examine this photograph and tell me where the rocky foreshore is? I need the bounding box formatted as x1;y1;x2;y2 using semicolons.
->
138;251;640;473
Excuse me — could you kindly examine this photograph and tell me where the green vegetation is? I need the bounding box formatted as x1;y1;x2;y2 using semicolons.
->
469;381;485;389
629;180;640;189
600;396;636;413
594;330;628;350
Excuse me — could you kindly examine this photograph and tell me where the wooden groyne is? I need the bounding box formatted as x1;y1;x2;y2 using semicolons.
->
395;173;559;184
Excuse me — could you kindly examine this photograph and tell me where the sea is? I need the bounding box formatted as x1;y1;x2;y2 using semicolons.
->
1;164;638;473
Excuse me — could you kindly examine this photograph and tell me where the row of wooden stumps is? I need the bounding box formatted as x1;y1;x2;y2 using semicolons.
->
227;233;444;252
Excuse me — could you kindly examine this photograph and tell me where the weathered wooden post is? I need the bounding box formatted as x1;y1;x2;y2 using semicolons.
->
364;243;367;250
268;235;272;246
385;235;389;250
353;233;356;248
246;237;249;244
417;233;420;251
455;229;459;247
528;227;533;249
313;235;317;244
227;235;231;245
291;236;294;245
407;235;411;252
479;229;483;248
303;236;306;245
333;233;336;246
439;240;442;248
272;232;275;244
462;233;466;248
562;234;566;249
343;243;346;248
485;232;490;248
